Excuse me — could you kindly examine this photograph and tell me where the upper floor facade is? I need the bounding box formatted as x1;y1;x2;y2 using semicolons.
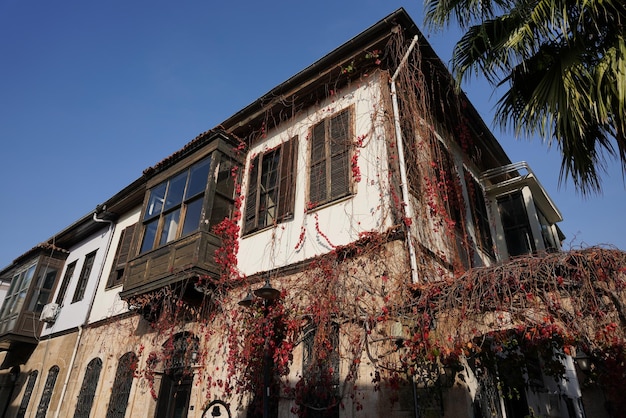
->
0;7;564;348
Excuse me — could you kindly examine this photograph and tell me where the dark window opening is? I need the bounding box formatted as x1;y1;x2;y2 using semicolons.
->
73;358;102;418
28;267;58;313
16;371;38;418
432;140;463;229
106;352;137;418
299;323;340;418
106;224;136;288
466;172;494;258
497;191;535;257
72;251;97;303
35;366;59;418
536;209;558;252
55;261;76;305
156;333;197;418
244;137;297;234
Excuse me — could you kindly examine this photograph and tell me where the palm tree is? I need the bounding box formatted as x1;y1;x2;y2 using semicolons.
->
424;0;626;194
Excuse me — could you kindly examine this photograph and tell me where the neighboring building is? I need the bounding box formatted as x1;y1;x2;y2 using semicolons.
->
0;8;598;418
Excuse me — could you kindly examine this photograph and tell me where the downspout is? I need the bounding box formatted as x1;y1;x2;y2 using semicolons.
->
53;206;116;418
390;34;420;285
53;325;82;418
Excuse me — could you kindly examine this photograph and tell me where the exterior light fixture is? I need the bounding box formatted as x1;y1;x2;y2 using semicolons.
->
574;350;590;372
238;290;254;308
254;275;280;301
203;400;231;418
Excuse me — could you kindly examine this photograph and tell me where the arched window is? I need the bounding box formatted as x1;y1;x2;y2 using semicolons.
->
155;333;198;418
299;323;340;418
35;366;59;418
106;352;137;418
16;370;38;418
73;358;102;418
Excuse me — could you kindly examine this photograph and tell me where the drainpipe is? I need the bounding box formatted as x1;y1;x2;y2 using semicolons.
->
53;325;82;418
53;206;116;418
390;34;420;285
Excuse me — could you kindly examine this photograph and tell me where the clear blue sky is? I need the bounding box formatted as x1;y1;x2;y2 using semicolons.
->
1;0;624;269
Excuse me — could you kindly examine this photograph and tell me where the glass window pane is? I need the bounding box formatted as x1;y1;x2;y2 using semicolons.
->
140;219;159;253
13;290;27;315
21;265;36;290
43;270;57;289
159;209;181;246
186;158;211;199
164;172;188;211
215;158;236;198
209;196;233;229
182;198;203;236
145;183;167;220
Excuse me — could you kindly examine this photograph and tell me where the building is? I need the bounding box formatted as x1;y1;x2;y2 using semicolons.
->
0;8;599;418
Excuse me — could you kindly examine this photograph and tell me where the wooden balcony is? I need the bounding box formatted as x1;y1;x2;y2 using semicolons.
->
120;230;222;299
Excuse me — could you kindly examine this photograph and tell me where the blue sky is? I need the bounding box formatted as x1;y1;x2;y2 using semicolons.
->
0;0;624;269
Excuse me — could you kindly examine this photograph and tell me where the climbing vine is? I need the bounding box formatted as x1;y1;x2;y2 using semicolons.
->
122;27;626;418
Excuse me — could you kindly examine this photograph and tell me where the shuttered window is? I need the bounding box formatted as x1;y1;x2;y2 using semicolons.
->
466;173;494;258
106;224;136;288
106;352;137;418
309;108;352;207
73;358;102;418
55;261;76;305
35;366;59;418
72;251;97;303
432;140;462;229
244;137;298;234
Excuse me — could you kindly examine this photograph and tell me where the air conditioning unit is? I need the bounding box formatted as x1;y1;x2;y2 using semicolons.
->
40;303;60;323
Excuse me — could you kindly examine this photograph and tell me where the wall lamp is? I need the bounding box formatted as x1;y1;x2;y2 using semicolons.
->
238;274;280;306
574;350;591;372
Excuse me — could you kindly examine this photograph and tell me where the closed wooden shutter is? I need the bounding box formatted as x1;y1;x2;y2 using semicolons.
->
277;136;298;221
329;110;351;199
309;108;352;207
106;224;136;288
244;155;260;233
309;122;327;205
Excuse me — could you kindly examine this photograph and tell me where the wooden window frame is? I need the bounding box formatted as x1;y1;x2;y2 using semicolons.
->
244;137;298;234
72;251;97;303
497;191;536;257
106;224;136;289
28;267;58;313
308;107;353;208
55;261;76;305
139;156;213;254
466;172;494;258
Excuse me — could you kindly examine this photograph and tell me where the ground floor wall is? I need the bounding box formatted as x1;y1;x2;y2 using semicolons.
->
0;236;603;418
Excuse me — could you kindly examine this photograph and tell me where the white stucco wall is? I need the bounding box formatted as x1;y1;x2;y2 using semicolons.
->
237;72;396;276
88;208;141;324
41;225;113;336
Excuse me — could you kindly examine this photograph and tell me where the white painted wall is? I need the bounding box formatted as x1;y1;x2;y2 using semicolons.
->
41;225;113;336
88;208;141;324
237;72;396;276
